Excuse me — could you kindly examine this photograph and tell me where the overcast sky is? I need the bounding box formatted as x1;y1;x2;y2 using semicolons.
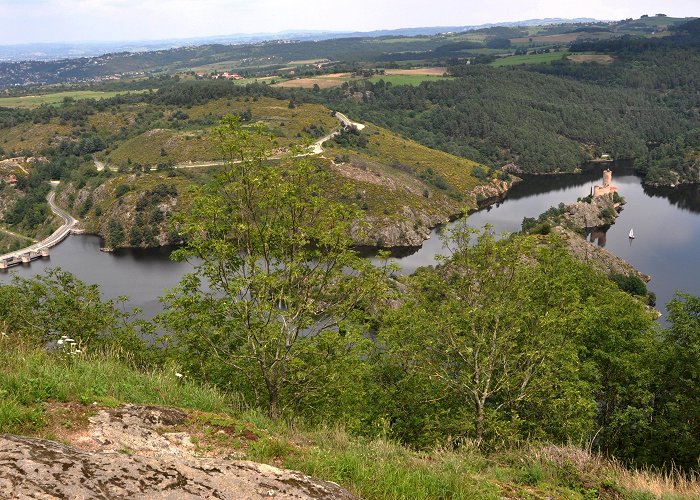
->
0;0;697;45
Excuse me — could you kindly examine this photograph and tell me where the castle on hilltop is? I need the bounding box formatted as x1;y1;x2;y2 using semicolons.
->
592;169;618;197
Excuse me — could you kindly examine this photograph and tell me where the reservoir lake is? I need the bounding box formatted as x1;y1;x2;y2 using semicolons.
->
2;165;699;322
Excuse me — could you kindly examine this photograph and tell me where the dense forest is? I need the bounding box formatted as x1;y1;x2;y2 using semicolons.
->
323;67;687;174
312;19;700;184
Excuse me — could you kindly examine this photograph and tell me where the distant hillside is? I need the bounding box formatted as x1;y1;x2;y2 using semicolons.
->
0;18;598;62
2;16;696;88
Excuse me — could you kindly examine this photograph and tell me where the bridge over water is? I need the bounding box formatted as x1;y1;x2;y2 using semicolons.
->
0;190;77;269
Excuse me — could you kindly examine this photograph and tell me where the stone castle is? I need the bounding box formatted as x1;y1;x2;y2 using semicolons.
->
592;169;618;197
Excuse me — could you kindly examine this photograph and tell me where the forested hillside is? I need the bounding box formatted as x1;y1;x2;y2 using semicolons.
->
324;67;688;173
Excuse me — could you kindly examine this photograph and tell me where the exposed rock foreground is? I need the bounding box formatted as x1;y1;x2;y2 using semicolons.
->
0;405;356;499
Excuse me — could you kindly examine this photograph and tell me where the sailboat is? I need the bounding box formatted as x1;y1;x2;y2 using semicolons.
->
629;228;635;239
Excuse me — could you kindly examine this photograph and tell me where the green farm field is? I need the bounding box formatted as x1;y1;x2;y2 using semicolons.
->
368;74;452;86
0;90;149;109
490;51;568;67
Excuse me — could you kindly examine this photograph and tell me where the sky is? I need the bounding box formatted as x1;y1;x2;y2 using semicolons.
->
0;0;697;45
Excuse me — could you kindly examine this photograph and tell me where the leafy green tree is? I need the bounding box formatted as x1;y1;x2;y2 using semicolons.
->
641;293;700;470
378;228;596;446
0;269;140;351
107;219;125;248
160;115;386;418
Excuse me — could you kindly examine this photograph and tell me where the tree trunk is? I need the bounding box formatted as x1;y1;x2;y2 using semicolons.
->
475;399;485;445
268;385;280;420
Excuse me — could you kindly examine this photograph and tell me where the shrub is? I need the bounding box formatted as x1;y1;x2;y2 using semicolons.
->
609;274;647;296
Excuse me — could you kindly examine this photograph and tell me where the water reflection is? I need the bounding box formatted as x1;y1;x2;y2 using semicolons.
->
588;227;609;248
644;184;700;214
0;236;194;319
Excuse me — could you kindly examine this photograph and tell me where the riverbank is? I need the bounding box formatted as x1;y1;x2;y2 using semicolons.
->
522;191;651;285
353;176;519;249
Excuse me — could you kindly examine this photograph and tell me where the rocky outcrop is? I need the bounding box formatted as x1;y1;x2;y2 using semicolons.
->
0;156;48;174
353;178;518;248
563;193;618;229
553;226;650;283
57;176;182;249
502;163;524;175
0;404;355;500
353;206;445;248
467;178;518;207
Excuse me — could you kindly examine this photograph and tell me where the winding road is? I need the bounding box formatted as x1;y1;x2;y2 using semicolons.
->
0;187;77;264
94;112;366;171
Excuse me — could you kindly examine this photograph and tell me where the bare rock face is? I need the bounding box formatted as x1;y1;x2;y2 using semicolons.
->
0;404;356;500
553;226;650;282
563;194;618;229
352;206;445;248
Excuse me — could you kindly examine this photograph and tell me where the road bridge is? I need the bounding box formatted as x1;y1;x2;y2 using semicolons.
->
0;190;77;269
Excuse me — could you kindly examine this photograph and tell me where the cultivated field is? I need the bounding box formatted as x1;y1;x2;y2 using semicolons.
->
511;32;613;44
0;90;148;109
491;51;568;67
567;54;615;64
383;67;447;76
273;77;349;89
368;74;452;86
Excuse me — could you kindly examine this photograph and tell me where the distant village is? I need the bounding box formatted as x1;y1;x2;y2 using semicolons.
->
194;71;245;80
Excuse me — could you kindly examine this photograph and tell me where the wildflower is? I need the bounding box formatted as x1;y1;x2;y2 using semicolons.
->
175;372;184;378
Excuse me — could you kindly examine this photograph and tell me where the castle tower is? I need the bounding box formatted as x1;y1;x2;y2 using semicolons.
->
593;169;617;197
602;169;612;188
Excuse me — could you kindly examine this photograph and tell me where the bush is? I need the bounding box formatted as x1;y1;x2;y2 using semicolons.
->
115;184;130;198
609;274;647;296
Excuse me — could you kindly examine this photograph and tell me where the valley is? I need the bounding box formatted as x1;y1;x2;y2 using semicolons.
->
1;10;700;500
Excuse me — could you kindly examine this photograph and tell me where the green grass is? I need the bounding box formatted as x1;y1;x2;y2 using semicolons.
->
0;231;34;254
104;97;339;167
280;430;500;499
0;341;233;434
0;90;150;109
0;340;695;499
368;75;453;86
491;51;568;67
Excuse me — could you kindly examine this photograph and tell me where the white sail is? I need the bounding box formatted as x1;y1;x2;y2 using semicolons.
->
629;229;635;239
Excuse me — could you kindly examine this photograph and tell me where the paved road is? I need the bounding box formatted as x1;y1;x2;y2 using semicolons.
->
0;189;77;261
334;111;366;131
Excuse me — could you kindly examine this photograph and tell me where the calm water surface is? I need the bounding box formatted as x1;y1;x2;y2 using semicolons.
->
378;166;700;320
2;165;699;321
0;238;194;318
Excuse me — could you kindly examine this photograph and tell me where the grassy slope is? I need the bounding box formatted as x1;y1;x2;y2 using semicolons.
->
368;75;453;86
0;341;695;500
57;97;490;245
105;97;340;166
2;95;491;247
0;231;33;254
0;121;73;153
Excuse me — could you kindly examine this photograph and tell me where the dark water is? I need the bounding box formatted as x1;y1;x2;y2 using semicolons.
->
0;237;195;319
376;165;700;320
2;165;699;321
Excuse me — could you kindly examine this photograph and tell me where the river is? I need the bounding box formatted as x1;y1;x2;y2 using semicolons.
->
2;165;699;321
